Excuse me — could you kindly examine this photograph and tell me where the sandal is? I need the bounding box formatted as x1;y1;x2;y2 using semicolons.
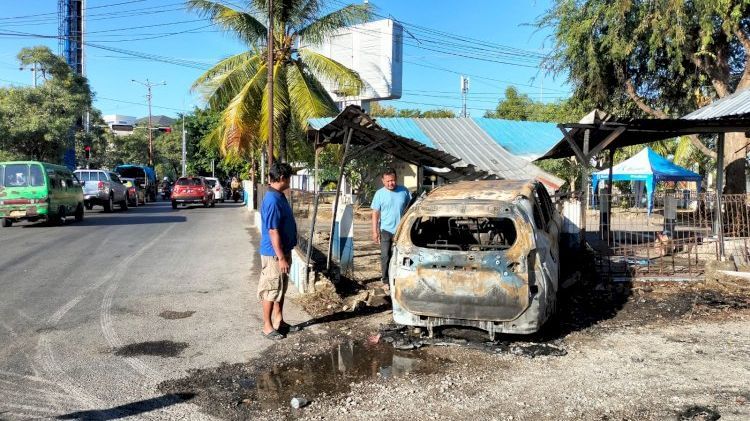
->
262;329;286;340
277;321;302;334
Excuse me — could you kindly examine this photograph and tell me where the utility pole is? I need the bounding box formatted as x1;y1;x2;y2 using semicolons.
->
181;113;187;177
460;75;469;118
267;0;274;168
20;63;40;88
131;78;166;167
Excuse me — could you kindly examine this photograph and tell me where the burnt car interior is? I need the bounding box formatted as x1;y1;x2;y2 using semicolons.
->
410;216;517;251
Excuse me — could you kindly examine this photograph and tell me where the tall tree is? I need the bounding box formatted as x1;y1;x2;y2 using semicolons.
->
187;0;371;162
486;86;534;120
539;0;750;193
0;46;91;162
369;102;456;118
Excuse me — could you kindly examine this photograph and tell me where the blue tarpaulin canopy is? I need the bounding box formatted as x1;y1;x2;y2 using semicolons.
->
592;147;702;211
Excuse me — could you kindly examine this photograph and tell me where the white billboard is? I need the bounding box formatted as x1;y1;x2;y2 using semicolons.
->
304;19;403;104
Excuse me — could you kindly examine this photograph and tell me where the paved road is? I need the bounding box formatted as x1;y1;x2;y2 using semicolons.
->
0;200;306;420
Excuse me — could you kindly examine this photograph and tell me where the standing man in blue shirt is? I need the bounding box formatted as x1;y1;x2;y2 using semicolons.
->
258;162;297;340
371;168;411;291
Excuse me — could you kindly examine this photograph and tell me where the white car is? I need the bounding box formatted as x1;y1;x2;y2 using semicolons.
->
204;177;224;203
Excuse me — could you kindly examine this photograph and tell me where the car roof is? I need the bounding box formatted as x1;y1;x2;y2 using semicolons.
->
425;179;537;202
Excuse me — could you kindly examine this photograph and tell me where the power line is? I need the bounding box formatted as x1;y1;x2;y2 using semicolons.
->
0;0;149;21
0;77;186;113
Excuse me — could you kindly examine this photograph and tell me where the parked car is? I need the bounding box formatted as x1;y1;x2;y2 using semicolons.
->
121;177;146;207
73;169;129;212
204;177;225;203
171;176;215;209
0;161;85;226
389;179;561;338
114;164;157;202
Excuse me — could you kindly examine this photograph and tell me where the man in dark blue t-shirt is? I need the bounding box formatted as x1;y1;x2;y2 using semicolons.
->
258;162;297;340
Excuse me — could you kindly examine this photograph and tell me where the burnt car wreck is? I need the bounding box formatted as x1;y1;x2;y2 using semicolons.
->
390;180;561;338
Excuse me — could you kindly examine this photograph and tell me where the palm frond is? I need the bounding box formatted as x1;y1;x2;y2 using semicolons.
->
286;0;320;29
673;136;695;167
297;3;371;45
193;53;263;108
297;48;364;96
186;0;267;45
259;60;291;145
287;60;339;125
192;51;255;89
219;77;264;158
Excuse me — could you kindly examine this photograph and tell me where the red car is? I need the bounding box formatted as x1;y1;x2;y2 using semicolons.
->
171;176;215;209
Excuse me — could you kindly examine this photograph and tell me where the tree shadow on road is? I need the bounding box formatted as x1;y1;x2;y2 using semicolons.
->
55;393;195;420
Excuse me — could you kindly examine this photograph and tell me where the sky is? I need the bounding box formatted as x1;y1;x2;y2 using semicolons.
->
0;0;570;119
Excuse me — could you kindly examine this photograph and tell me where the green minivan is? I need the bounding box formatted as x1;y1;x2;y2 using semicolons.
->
0;161;85;227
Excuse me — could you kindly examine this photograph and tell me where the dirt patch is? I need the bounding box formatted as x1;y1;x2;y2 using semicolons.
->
159;310;196;320
677;406;721;421
114;340;188;358
161;277;750;420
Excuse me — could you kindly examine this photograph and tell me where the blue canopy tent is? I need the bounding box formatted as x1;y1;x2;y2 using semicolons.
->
592;147;702;211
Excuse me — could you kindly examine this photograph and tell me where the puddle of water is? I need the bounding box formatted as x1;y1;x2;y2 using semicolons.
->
114;340;188;358
244;341;441;411
678;406;721;421
159;310;196;320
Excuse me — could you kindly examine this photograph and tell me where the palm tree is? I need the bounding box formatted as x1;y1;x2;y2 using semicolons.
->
187;0;371;162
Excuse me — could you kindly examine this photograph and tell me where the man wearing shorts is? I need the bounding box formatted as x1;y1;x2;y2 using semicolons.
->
258;162;297;340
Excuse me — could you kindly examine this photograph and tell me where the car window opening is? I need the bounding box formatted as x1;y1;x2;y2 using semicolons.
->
1;164;45;187
410;216;517;251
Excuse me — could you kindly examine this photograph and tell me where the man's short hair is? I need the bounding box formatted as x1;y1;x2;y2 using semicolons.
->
269;162;293;182
382;167;397;178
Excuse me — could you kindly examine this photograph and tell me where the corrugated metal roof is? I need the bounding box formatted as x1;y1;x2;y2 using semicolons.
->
413;118;562;186
307;117;334;130
307;106;488;181
306;113;564;188
683;87;750;120
472;118;560;160
374;118;435;148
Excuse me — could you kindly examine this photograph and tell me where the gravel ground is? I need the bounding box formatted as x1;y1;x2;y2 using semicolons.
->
160;278;750;421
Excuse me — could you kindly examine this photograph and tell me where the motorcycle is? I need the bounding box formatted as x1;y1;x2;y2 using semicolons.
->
161;184;172;200
231;188;242;203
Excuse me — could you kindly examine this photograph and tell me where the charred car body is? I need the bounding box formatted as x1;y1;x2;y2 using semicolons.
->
390;180;560;338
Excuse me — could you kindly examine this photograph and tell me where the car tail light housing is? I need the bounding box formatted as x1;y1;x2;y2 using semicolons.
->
97;181;105;190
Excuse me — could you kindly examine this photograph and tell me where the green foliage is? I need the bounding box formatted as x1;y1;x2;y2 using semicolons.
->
539;0;750;192
314;145;392;202
538;0;750;114
105;131;149;168
0;46;92;162
369;102;456;118
484;86;585;123
188;0;372;162
76;109;115;169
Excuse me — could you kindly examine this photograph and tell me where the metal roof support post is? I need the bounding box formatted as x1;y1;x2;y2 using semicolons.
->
606;147;614;245
579;129;590;249
715;133;726;260
559;127;589;249
326;126;353;273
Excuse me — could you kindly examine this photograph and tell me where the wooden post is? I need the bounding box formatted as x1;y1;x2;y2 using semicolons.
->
715;133;725;260
327;127;353;272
